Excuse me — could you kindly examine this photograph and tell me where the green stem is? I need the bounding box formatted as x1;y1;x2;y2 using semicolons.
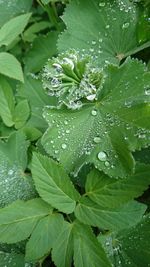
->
45;4;60;31
36;0;60;30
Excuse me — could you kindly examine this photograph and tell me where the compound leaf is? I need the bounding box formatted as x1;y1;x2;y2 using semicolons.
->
52;221;74;267
25;213;64;261
42;59;150;177
0;13;31;47
13;99;30;129
0;198;52;243
0;76;15;127
85;164;150;208
0;131;36;207
0;0;32;27
32;152;80;214
0;131;28;170
0;52;24;82
73;221;111;267
75;197;146;231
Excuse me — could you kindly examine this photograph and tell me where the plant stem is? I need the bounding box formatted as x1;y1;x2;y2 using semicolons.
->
45;4;60;31
36;0;60;30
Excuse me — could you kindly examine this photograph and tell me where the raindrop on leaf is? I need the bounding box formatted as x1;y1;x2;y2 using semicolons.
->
97;151;107;161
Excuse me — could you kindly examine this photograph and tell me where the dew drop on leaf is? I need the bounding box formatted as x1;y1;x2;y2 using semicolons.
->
51;78;60;88
105;161;110;167
122;22;129;29
145;87;150;95
91;110;97;116
94;137;101;143
99;2;105;7
97;151;107;161
92;40;96;45
62;143;67;149
63;57;74;69
64;120;68;125
86;94;96;101
8;170;14;175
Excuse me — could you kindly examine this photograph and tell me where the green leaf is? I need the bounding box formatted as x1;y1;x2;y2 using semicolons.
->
0;131;36;207
32;152;80;214
41;0;51;4
25;213;64;261
98;214;150;267
52;221;74;267
18;77;55;131
42;59;150;177
75;197;146;231
0;76;15;127
137;6;150;44
0;251;25;267
134;147;150;165
22;127;42;141
23;21;51;43
85;164;150;208
73;221;111;267
0;0;32;27
0;198;52;243
13;99;30;129
0;131;29;170
24;32;58;73
58;0;145;64
0;13;31;47
0;52;24;82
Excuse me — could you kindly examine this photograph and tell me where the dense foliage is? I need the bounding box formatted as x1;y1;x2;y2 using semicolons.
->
0;0;150;266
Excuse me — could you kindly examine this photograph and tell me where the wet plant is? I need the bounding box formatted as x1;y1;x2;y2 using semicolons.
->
0;0;149;266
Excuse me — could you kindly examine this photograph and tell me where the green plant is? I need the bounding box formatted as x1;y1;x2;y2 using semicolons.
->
0;0;149;266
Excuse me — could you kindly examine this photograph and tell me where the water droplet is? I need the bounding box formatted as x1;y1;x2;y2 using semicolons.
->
8;170;14;175
64;120;68;125
86;94;96;101
92;40;96;45
62;144;67;149
98;151;107;161
145;87;150;95
51;78;61;88
105;161;110;167
63;57;74;70
99;2;105;7
94;137;101;143
91;110;97;116
138;133;146;139
122;22;129;29
52;63;62;71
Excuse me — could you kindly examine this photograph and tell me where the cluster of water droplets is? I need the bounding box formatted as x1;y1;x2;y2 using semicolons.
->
101;235;129;266
0;250;34;267
0;0;26;17
0;157;36;207
42;49;104;109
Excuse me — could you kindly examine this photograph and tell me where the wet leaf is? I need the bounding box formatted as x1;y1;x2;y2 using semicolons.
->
42;59;150;177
